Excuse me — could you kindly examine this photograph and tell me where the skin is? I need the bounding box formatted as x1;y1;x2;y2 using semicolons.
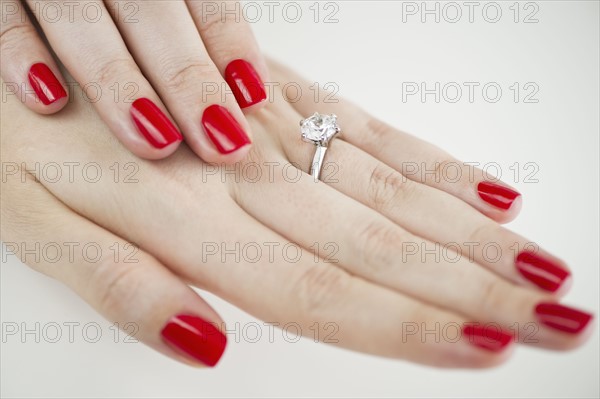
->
0;60;593;369
0;0;269;161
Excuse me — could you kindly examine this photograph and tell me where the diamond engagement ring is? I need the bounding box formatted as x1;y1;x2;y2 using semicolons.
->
300;112;341;181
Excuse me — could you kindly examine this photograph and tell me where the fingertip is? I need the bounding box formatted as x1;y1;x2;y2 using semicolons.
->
453;325;516;368
134;138;183;160
30;94;69;115
159;313;228;368
199;104;253;160
27;62;68;105
240;96;268;114
552;274;573;298
466;343;515;369
127;97;184;159
428;337;515;369
477;182;522;223
503;193;523;222
198;142;253;165
224;59;268;110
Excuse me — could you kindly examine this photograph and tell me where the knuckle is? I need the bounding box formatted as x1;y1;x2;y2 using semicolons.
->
430;158;463;186
89;258;144;316
200;7;241;39
478;278;512;316
243;142;267;166
357;221;404;272
0;22;36;53
158;57;213;93
467;223;498;246
367;164;413;211
293;264;350;316
89;57;138;88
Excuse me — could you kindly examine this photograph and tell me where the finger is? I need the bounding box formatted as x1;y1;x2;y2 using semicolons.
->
109;0;252;163
283;133;572;294
26;0;183;159
187;0;268;111
0;0;68;113
270;60;522;224
0;170;227;367
234;158;593;350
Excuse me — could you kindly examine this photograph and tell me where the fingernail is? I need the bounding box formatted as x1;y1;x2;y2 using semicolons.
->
535;303;593;334
161;314;227;367
225;59;267;108
28;63;67;105
202;104;251;154
516;250;570;292
130;98;183;149
462;324;513;352
477;181;520;210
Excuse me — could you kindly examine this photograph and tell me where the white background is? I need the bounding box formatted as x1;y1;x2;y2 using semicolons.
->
1;1;599;397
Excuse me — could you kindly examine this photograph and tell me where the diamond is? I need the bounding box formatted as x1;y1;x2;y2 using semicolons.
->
300;112;340;146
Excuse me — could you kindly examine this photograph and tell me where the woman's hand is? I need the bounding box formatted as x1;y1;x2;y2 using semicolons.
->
0;0;268;161
1;60;593;369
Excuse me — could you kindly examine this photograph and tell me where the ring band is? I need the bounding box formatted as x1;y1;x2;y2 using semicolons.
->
300;112;341;181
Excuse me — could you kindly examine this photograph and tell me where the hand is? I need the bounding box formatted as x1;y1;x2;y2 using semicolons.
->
1;60;593;368
0;0;268;161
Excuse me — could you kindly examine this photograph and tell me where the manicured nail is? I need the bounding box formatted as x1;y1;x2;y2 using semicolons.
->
516;251;570;292
535;303;593;334
130;98;182;149
202;104;251;154
161;314;227;367
225;59;267;108
28;63;67;105
462;324;513;352
477;181;520;210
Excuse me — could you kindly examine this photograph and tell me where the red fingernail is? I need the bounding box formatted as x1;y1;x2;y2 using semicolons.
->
28;63;67;105
202;104;251;154
462;324;513;352
535;303;593;334
161;314;227;367
225;59;267;108
477;181;520;210
516;251;570;292
130;98;182;149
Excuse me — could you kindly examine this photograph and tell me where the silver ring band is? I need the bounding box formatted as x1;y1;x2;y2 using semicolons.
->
310;145;328;181
300;113;341;181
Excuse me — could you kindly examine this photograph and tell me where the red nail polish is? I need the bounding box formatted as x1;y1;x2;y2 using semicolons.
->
225;59;267;108
161;314;227;367
516;251;570;292
202;104;251;154
130;98;182;149
477;181;520;210
535;303;593;334
28;63;67;105
462;324;512;352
